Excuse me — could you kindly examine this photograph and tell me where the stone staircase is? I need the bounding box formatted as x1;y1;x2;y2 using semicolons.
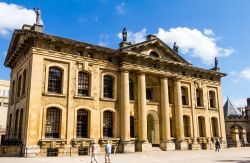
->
151;146;162;151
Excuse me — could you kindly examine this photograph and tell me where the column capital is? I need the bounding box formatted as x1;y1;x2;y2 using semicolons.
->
137;71;145;76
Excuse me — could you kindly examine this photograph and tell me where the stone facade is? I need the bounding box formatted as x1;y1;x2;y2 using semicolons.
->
0;80;10;145
224;98;250;147
3;24;227;157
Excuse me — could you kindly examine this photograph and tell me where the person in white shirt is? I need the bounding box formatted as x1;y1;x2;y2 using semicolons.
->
90;141;98;163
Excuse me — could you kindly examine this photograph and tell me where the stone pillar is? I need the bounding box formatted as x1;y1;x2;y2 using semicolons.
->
160;77;175;151
231;127;241;147
136;73;151;152
190;83;200;150
242;129;248;145
217;86;227;148
174;80;188;150
120;71;135;153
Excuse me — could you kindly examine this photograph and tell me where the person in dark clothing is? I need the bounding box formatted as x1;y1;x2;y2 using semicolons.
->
215;139;220;152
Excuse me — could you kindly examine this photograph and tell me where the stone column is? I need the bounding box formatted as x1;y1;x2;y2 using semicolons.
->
136;73;151;151
160;77;175;150
190;82;200;150
120;70;135;153
217;86;227;148
231;127;241;147
174;80;188;150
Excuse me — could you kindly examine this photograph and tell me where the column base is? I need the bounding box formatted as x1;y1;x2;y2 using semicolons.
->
135;140;152;152
24;145;40;157
190;142;201;150
160;140;175;151
120;141;135;153
220;141;227;149
175;140;189;150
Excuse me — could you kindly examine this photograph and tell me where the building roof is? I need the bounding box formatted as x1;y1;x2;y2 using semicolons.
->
223;98;242;117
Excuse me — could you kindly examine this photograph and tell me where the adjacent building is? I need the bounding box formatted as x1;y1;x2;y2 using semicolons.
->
0;80;10;145
2;23;227;157
224;98;250;147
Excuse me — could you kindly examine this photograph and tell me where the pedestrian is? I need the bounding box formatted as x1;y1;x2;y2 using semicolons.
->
215;138;220;152
90;141;98;163
105;141;112;163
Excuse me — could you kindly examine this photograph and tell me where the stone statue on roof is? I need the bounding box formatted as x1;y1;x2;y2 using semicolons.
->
173;42;179;53
215;57;218;68
33;7;41;25
122;28;127;42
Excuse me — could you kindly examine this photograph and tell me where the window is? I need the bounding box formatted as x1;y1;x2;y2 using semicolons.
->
22;70;26;95
45;108;61;138
130;116;135;137
196;89;203;107
103;111;113;137
129;79;134;100
88;52;94;58
77;109;88;138
18;109;23;139
48;67;62;93
75;50;83;56
3;102;8;107
103;75;113;98
209;91;216;108
183;116;190;137
146;88;154;100
181;87;188;105
198;117;206;137
14;110;19;138
211;117;218;137
8;114;12;137
55;46;61;52
107;57;112;62
168;86;173;104
17;76;22;97
149;51;159;58
78;72;90;96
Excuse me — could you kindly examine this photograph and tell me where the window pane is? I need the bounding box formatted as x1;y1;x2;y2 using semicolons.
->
78;72;89;96
77;110;88;138
48;67;62;93
103;111;113;137
104;76;113;98
45;108;60;138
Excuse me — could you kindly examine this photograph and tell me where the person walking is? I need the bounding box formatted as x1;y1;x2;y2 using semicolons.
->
215;139;220;152
90;142;98;163
105;141;112;163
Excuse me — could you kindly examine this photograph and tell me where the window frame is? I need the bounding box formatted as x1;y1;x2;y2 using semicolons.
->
47;66;63;94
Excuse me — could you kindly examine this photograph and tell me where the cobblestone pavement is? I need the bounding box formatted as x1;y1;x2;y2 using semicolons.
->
1;147;250;163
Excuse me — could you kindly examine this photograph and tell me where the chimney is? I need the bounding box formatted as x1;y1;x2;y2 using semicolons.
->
247;98;250;107
22;24;32;30
146;34;157;41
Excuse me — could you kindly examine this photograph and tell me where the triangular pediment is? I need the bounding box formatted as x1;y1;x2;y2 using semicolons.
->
120;36;190;64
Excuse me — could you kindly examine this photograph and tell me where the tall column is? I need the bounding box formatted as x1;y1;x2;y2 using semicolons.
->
217;85;227;148
120;71;130;141
120;70;134;153
138;73;147;141
174;80;188;150
136;73;151;152
160;77;175;150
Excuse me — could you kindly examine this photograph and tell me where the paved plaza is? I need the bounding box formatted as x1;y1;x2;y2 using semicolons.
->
1;147;250;163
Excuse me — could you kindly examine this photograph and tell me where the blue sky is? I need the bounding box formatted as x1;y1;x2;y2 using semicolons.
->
0;0;250;107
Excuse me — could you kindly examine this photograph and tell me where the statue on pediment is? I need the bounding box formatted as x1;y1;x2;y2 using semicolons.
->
33;7;41;25
215;57;218;68
122;28;127;42
173;42;179;53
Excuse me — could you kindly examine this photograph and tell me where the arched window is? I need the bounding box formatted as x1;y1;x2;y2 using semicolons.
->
45;108;61;138
17;76;22;97
130;116;135;137
209;91;216;108
77;109;89;138
181;86;188;105
196;89;203;107
211;117;219;137
103;111;113;137
183;115;190;137
103;75;113;98
146;88;154;100
48;67;62;93
14;110;19;138
129;79;134;100
149;51;159;58
18;109;23;139
78;72;90;96
22;70;26;95
198;116;206;137
11;80;15;102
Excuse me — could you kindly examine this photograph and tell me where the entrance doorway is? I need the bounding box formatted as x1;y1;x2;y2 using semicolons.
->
147;111;160;145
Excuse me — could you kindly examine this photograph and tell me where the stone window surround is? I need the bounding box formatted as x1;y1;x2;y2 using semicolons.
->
100;108;117;138
207;88;218;109
75;69;93;98
100;72;117;101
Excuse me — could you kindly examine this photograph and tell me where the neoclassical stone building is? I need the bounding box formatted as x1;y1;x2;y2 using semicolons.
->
3;23;227;156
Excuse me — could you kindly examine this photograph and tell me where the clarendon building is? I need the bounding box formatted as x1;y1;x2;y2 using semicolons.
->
1;23;227;157
224;98;250;147
0;80;10;145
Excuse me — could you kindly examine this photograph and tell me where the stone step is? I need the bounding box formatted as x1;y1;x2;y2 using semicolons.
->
151;147;162;151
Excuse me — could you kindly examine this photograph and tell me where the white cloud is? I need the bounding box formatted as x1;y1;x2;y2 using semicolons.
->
115;2;125;15
231;98;247;108
155;27;234;64
0;2;36;37
118;28;147;43
240;68;250;80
